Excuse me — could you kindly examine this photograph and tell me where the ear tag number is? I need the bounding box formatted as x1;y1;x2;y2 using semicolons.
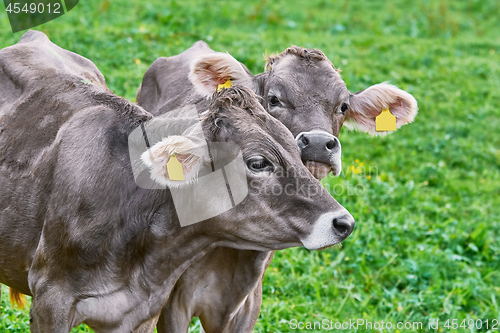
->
167;154;185;181
376;108;396;132
217;79;233;92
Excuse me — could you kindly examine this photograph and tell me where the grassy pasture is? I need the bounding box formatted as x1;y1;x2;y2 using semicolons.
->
0;0;499;332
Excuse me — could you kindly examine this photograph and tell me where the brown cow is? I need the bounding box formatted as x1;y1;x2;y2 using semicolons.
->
136;42;417;332
0;31;354;332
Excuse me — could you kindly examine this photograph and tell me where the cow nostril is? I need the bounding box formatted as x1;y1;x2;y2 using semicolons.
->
326;139;336;150
301;136;309;146
333;220;349;234
332;216;354;236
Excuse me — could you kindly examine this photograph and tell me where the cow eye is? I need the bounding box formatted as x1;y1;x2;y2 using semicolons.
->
247;157;274;173
269;95;281;107
340;103;349;113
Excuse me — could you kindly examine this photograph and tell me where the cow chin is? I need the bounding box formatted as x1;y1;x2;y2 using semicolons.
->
304;161;332;179
317;244;336;250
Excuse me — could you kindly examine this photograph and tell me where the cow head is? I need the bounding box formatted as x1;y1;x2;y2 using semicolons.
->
189;47;417;179
139;86;355;250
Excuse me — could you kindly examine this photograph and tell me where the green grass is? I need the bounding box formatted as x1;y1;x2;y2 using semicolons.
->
1;0;499;332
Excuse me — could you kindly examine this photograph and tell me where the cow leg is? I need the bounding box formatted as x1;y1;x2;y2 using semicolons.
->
220;282;263;333
198;283;262;333
156;249;273;333
198;250;272;333
29;307;40;333
29;290;76;333
156;297;193;333
133;315;159;333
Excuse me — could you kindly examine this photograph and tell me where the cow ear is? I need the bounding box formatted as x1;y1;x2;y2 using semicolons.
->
345;83;418;135
141;136;209;188
189;52;252;97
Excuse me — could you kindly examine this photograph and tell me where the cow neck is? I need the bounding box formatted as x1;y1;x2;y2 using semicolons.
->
142;213;218;316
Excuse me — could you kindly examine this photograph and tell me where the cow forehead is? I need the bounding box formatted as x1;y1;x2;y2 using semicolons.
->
239;116;300;163
224;109;298;157
264;116;301;156
268;55;349;104
204;87;299;158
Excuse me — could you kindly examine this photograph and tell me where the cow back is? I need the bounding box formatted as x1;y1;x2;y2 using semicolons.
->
136;41;215;115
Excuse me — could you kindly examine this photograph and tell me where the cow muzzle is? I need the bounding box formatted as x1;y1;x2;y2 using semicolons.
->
295;130;342;179
300;209;355;250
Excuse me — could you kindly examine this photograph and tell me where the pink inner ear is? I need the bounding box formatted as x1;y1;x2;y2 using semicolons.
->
176;153;193;174
198;64;227;86
346;83;418;135
198;68;226;93
213;75;227;86
190;52;252;97
390;99;416;126
177;154;198;174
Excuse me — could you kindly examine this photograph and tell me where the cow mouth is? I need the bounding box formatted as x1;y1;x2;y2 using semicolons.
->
304;161;333;179
317;243;343;251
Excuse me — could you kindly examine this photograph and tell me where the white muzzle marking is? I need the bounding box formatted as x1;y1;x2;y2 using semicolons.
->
300;209;354;250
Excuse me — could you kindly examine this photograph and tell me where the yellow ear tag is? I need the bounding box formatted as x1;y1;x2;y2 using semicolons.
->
166;154;185;181
376;108;397;132
217;79;233;92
